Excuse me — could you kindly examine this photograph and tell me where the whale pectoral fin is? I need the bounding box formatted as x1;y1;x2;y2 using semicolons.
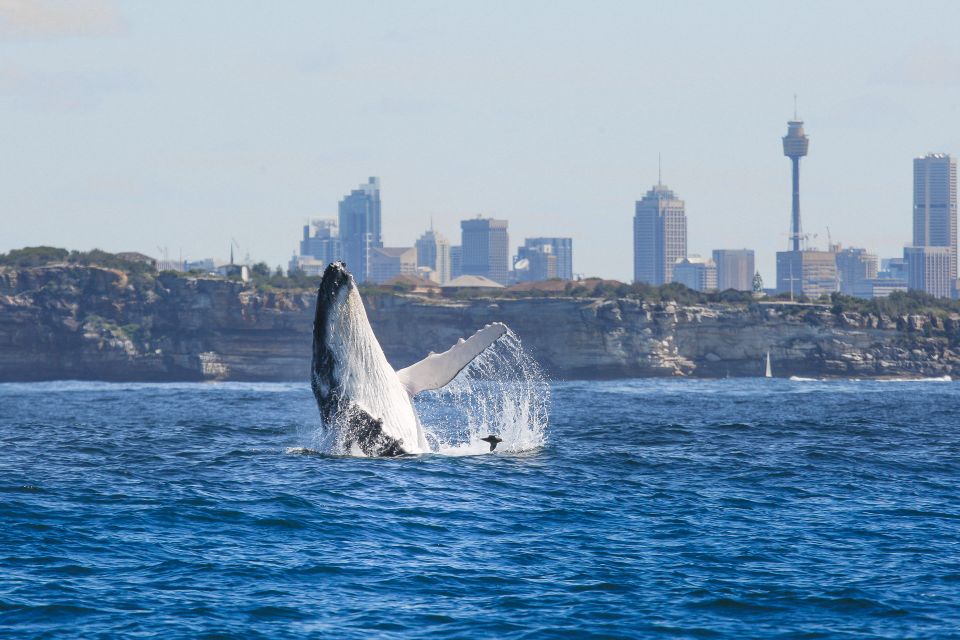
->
396;323;508;396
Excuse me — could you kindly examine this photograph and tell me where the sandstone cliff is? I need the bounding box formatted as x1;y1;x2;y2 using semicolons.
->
2;265;959;381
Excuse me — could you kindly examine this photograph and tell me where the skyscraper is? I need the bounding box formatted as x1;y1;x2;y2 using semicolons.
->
908;153;957;296
415;226;451;284
460;217;509;284
338;177;382;283
712;249;755;291
519;237;573;280
633;183;687;285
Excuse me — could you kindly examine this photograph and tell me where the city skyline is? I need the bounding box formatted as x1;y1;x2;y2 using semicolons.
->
4;2;960;283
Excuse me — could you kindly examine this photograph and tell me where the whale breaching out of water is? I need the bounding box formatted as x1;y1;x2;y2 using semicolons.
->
311;262;507;456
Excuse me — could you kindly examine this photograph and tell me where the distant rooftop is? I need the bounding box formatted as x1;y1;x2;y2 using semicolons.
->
442;275;505;289
384;274;440;290
373;247;415;258
642;184;678;200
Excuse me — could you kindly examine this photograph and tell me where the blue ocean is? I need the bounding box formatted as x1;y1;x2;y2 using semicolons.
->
3;377;960;638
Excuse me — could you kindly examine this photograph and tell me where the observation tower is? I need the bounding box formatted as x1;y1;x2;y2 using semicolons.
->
782;114;809;251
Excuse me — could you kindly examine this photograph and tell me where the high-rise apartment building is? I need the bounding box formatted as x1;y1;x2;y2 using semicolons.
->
338;177;382;283
712;249;755;291
415;227;451;284
460;218;509;284
633;183;687;285
907;154;957;297
519;237;573;280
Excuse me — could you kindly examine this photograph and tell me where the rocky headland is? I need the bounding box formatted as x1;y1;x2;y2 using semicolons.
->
2;263;960;382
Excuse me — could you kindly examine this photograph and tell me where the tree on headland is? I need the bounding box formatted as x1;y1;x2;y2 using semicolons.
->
0;246;70;267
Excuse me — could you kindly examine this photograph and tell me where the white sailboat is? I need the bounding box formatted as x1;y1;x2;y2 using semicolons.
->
765;351;772;378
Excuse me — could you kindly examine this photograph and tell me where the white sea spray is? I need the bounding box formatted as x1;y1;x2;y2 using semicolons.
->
415;328;550;456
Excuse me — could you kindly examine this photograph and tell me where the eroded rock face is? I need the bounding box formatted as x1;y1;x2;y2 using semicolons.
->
2;265;960;381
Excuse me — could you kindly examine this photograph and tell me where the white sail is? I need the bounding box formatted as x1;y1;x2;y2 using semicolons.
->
765;351;772;378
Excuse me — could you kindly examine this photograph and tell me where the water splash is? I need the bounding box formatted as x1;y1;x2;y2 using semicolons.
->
298;322;550;458
415;328;550;456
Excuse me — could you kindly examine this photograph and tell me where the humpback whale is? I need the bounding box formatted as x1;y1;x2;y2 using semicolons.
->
311;262;507;456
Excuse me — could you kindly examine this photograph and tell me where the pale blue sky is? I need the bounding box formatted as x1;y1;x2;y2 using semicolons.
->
3;0;960;282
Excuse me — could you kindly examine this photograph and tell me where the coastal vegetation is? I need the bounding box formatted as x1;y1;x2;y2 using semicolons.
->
4;247;960;319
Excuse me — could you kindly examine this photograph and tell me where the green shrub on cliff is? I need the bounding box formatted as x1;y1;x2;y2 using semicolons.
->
0;246;156;277
251;266;322;293
830;291;960;318
0;246;70;267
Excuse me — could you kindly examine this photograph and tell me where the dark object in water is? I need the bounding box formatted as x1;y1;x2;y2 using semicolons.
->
481;435;503;451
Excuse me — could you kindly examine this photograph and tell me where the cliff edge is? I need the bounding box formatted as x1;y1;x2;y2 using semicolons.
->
2;264;959;381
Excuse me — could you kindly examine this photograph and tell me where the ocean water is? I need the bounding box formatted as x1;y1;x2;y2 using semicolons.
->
2;378;960;639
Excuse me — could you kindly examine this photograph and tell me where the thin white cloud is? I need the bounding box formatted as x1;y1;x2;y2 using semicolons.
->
0;65;138;110
874;44;960;88
0;0;121;37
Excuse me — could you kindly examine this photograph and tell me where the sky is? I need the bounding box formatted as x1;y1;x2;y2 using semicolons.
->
3;0;960;282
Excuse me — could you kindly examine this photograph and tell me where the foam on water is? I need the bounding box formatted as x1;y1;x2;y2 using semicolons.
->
790;375;953;383
416;328;550;456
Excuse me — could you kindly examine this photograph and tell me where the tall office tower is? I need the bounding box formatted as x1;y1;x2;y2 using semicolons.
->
300;219;341;264
834;246;878;295
783;117;809;251
415;227;451;284
338;177;382;283
712;249;755;291
460;217;510;284
449;246;462;280
672;256;718;292
909;153;957;295
519;237;573;280
633;183;687;285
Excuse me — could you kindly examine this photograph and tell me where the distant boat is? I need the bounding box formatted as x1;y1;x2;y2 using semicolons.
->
765;351;772;378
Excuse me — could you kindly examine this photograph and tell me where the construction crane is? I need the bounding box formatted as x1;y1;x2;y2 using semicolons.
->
781;231;817;251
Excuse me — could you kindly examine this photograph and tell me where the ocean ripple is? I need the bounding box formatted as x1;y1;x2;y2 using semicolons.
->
2;378;960;638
